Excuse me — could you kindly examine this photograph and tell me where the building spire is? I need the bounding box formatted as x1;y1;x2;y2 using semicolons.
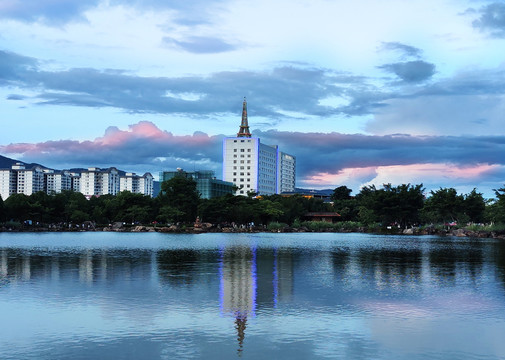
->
237;97;251;138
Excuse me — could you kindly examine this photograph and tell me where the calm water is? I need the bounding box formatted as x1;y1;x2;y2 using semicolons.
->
1;232;504;360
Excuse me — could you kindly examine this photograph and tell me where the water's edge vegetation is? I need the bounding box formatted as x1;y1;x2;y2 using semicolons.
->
1;178;505;239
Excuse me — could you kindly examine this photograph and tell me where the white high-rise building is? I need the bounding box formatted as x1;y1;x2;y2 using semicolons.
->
0;163;46;199
80;167;120;197
14;163;45;196
0;168;16;200
45;170;72;195
223;99;296;196
278;152;296;193
120;172;154;197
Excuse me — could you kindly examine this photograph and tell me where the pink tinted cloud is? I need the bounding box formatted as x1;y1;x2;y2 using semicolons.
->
302;163;501;192
0;121;222;168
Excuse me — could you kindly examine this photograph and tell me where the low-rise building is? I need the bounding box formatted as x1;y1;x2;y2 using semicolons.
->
160;169;234;199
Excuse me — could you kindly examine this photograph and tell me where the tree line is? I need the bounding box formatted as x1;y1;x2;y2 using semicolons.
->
0;176;504;228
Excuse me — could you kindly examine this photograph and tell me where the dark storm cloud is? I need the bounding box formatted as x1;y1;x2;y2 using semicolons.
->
379;42;422;58
0;0;100;24
378;61;436;83
473;2;505;37
163;36;238;54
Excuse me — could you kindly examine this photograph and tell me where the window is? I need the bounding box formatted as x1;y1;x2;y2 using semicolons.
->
234;149;237;152
240;149;244;152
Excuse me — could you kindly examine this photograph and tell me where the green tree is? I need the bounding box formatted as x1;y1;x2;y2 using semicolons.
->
421;187;464;224
356;184;424;227
462;188;486;223
64;191;90;223
486;185;505;223
4;193;31;222
158;176;200;223
331;186;358;221
114;191;154;224
0;194;5;222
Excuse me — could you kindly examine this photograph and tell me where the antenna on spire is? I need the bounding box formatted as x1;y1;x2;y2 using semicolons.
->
237;97;251;138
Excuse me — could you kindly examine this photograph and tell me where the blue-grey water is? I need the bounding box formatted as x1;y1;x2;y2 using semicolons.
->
1;232;504;360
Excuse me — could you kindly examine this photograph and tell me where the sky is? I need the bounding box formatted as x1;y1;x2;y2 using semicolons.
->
1;0;505;198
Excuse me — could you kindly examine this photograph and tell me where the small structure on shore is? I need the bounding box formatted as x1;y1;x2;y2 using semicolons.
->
303;212;341;223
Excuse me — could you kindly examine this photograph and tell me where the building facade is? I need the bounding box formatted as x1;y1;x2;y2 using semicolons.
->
120;172;154;197
0;163;47;200
0;163;153;200
79;167;120;198
45;170;73;195
222;99;296;196
278;152;296;193
160;169;234;199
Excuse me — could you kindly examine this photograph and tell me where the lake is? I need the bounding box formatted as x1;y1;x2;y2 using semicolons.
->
1;232;504;359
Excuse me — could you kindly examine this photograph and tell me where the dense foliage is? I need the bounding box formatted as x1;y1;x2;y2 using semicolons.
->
1;178;504;229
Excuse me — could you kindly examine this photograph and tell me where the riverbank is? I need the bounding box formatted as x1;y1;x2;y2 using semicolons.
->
2;221;505;239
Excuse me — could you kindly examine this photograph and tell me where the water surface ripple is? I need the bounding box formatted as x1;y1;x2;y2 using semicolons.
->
1;232;504;359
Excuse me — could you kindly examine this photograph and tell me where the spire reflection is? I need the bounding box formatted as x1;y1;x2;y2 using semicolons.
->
219;245;294;356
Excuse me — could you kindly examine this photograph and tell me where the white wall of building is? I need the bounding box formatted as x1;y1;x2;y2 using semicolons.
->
223;137;259;195
278;152;296;193
0;170;16;200
258;143;278;195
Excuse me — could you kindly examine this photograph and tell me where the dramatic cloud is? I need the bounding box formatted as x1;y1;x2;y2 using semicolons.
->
379;42;422;59
378;61;436;83
473;2;505;37
0;50;356;118
2;122;504;196
0;121;224;174
163;36;238;54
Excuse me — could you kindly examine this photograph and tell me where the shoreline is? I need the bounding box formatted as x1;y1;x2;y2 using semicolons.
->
2;223;504;239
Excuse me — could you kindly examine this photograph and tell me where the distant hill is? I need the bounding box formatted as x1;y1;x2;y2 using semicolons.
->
0;154;45;170
294;188;334;196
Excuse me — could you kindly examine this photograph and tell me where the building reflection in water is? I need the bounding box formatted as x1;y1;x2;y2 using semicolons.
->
219;245;294;355
220;246;256;355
